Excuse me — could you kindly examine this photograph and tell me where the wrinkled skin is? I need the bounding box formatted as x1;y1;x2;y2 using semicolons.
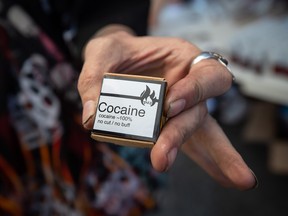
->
78;31;257;191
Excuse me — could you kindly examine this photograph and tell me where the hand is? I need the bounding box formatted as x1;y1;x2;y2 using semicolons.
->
78;30;257;190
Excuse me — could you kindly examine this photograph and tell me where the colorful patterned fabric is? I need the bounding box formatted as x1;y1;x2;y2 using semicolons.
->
0;1;163;215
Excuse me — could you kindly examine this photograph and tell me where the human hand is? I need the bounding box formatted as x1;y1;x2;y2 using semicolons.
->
78;30;257;190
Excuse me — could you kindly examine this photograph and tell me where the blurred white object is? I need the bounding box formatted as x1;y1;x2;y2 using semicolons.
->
152;0;288;105
229;16;288;105
217;0;275;18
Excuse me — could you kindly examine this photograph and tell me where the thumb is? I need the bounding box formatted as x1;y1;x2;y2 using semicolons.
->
77;32;135;129
77;61;104;130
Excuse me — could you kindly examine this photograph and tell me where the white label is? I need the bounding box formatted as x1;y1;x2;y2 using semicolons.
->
93;77;163;139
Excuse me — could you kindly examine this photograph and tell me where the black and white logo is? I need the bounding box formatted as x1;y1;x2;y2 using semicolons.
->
140;85;158;107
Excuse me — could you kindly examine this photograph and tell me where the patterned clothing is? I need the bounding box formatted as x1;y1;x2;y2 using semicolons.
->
0;0;164;215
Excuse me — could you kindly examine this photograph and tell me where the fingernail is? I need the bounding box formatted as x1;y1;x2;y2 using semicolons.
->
82;100;96;128
165;148;178;171
167;99;186;118
250;169;259;190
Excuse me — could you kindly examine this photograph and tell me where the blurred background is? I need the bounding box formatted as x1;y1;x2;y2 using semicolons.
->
1;0;287;215
146;0;288;215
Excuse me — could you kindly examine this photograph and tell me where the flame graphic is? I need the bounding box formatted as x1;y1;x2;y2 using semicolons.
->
140;85;157;106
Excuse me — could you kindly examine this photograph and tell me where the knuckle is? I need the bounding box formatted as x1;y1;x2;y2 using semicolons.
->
170;118;191;146
173;123;187;145
161;122;185;150
88;36;115;49
193;78;204;103
198;102;209;122
212;61;233;87
77;68;96;94
170;38;199;54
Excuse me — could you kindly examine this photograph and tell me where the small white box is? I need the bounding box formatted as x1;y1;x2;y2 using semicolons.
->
91;73;167;147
